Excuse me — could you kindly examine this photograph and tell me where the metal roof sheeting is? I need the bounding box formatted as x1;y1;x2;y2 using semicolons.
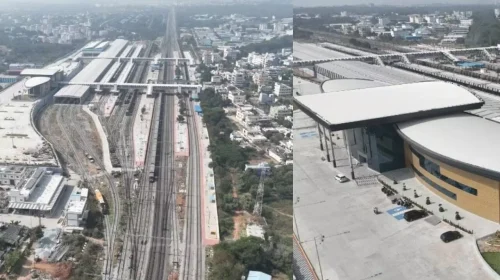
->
295;81;483;130
398;113;500;178
55;39;128;99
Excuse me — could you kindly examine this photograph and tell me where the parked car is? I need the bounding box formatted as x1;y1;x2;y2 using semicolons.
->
403;210;427;222
335;174;349;183
440;231;463;243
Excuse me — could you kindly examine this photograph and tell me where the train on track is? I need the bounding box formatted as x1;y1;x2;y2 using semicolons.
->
95;189;108;214
147;95;162;183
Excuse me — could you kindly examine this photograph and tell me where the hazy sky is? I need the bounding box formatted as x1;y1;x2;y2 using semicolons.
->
293;0;497;7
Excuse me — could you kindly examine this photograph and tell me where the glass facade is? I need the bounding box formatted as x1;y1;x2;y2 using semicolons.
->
411;165;457;200
410;146;478;196
346;124;405;173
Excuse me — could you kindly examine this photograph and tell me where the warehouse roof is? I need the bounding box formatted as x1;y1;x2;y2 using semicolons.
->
294;81;484;130
397;113;500;180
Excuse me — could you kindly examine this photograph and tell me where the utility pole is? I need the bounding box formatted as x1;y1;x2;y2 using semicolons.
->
314;235;325;280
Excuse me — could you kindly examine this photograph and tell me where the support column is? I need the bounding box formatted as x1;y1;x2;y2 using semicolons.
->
343;130;355;180
322;125;331;162
313;64;318;78
328;129;337;168
317;123;324;151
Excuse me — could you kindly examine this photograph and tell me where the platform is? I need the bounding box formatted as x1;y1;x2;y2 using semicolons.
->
133;94;155;169
174;96;189;157
193;101;220;245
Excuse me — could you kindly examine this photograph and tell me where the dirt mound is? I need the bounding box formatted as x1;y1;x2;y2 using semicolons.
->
33;262;72;279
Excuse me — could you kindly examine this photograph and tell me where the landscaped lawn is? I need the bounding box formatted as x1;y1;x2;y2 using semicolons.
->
482;252;500;274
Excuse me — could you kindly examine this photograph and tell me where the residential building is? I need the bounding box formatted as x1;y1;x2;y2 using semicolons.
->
269;105;292;118
274;82;292;97
224;48;239;60
228;90;246;104
253;71;273;86
210;75;222;83
244;162;271;176
236;110;259;125
202;51;213;64
425;15;436;24
259;92;274;104
231;70;245;87
268;147;290;163
65;188;89;228
230;131;244;142
378;18;390;26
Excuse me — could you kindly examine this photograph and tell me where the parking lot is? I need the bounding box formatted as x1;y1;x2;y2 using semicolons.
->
293;109;498;280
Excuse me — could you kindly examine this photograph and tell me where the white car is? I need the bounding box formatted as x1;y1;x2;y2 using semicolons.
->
335;174;349;183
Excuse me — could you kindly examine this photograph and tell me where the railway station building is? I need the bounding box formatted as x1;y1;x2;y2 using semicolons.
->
294;79;500;223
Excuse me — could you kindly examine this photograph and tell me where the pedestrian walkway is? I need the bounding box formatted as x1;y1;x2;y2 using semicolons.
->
380;168;500;238
193;101;220;246
83;106;116;173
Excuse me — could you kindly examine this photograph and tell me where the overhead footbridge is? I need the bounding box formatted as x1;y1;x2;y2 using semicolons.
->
79;56;190;65
58;81;202;95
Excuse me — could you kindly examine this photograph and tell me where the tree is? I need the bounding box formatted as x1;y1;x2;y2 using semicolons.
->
209;250;245;279
177;115;185;122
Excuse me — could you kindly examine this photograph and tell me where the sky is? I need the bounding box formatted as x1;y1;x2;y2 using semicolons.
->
293;0;497;7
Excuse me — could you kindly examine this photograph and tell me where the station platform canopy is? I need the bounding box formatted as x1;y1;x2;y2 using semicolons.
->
294;80;484;131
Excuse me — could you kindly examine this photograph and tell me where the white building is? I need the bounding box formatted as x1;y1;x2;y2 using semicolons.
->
236;110;259;125
211;75;222;83
6;167;65;216
425;15;436;24
378;18;390;26
269;105;292;119
202;51;213;64
224;48;239;60
460;19;473;27
231;70;245;87
228;90;246;104
274;82;292;97
65;188;89;228
253;71;273;86
246;224;265;239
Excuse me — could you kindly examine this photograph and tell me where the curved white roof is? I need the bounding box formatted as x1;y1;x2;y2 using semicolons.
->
24;77;50;88
321;79;387;92
397;113;500;176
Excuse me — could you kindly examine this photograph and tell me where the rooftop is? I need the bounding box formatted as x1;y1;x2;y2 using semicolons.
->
397;113;500;180
24;77;51;88
54;39;128;99
294;81;484;131
9;174;65;211
247;271;271;280
20;68;60;77
321;78;387;92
